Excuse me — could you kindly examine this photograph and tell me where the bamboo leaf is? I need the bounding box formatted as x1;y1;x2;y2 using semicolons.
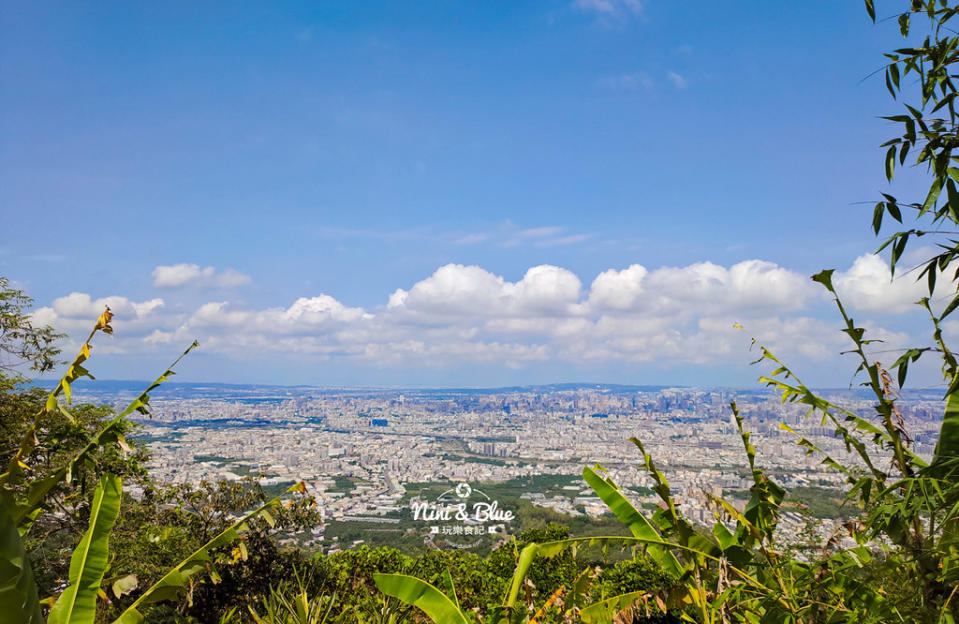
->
943;293;959;321
873;201;885;233
731;403;784;543
812;269;835;292
922;177;945;215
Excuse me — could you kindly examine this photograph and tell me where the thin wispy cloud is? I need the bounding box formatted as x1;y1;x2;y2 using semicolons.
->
597;70;688;93
520;226;563;238
453;223;595;248
667;70;688;89
23;254;67;263
572;0;642;26
310;225;438;243
453;233;490;245
152;264;251;289
309;224;587;248
533;234;594;247
596;72;654;93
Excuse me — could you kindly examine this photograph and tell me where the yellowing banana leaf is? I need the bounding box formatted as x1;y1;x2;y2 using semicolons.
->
580;591;649;624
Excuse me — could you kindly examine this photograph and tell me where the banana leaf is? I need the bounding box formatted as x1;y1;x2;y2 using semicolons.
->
0;496;41;624
373;573;469;624
48;474;123;624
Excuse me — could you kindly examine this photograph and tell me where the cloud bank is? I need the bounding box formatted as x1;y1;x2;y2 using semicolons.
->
152;264;251;288
30;254;935;379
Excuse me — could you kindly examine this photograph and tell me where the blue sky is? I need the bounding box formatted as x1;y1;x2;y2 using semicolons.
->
1;1;948;388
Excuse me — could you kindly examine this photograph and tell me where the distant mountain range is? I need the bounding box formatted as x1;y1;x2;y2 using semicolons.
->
30;379;678;400
27;379;946;402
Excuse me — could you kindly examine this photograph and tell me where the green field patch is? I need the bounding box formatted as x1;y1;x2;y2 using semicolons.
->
327;475;369;493
131;431;186;444
193;454;239;464
471;435;517;443
435;453;522;467
785;486;856;519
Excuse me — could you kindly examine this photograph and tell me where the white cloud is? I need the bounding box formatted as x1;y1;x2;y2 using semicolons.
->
666;71;688;89
453;233;489;245
588;260;818;316
597;72;655;92
144;260;845;369
33;256;923;375
387;264;583;320
535;234;593;247
152;263;251;288
520;226;563;238
699;316;844;362
31;293;170;355
454;223;592;248
832;253;949;314
156;296;372;341
47;292;164;320
588;265;649;311
573;0;642;21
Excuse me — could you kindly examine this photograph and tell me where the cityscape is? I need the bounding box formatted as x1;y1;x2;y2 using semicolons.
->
60;380;944;553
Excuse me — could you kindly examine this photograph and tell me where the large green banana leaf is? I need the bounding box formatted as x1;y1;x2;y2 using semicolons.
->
48;474;123;624
373;573;469;624
0;496;41;624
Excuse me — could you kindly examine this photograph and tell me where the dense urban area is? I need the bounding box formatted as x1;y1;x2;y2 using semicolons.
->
59;381;943;554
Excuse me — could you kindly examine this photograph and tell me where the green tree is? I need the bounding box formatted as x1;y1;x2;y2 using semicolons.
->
0;276;62;380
